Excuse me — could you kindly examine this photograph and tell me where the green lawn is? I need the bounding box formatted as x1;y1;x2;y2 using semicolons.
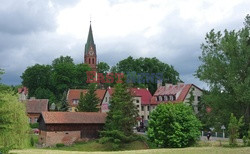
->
11;147;250;154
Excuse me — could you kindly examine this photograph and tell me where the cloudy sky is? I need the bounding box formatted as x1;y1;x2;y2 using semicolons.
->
0;0;249;89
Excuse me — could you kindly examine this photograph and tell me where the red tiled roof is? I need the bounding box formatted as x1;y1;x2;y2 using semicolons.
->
18;87;28;95
67;89;106;107
26;99;48;113
153;84;196;103
40;112;107;124
130;88;152;105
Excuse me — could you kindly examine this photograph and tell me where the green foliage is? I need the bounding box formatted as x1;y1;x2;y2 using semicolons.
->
0;68;4;82
30;123;39;129
100;83;138;148
186;87;195;112
195;15;250;132
243;136;248;146
147;103;201;148
77;83;99;112
114;56;181;94
97;62;110;73
34;87;56;105
30;136;35;147
228;113;244;146
21;56;91;106
58;91;69;111
56;143;65;148
0;91;30;149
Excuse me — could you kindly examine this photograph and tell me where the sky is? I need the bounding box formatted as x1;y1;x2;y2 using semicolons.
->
0;0;249;90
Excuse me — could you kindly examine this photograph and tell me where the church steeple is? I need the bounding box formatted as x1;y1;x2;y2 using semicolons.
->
84;22;97;71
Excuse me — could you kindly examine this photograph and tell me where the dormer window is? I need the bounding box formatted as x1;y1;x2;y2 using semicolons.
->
164;96;168;101
159;96;162;101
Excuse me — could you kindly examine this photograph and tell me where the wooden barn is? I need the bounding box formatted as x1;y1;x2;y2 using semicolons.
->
38;112;107;147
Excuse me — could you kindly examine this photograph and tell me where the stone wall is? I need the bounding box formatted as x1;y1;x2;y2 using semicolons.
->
39;130;81;147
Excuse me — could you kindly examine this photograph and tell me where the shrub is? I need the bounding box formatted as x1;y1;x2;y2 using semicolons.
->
56;143;65;148
228;113;244;146
243;136;248;146
30;136;34;147
147;103;201;148
30;123;39;129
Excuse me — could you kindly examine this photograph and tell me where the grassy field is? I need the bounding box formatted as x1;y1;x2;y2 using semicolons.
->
11;147;250;154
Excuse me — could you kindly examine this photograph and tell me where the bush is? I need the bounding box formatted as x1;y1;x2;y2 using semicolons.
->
243;136;248;146
228;113;244;146
147;103;201;148
56;143;65;148
30;136;35;147
30;123;39;129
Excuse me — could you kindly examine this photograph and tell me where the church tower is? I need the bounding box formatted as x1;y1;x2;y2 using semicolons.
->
84;22;97;71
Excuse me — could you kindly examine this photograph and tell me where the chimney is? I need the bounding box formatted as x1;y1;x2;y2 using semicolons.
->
157;80;162;88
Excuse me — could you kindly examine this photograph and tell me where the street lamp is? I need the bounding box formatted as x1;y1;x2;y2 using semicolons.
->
221;125;226;138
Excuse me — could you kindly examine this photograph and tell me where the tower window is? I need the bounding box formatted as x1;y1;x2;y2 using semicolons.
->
89;58;91;64
92;58;94;64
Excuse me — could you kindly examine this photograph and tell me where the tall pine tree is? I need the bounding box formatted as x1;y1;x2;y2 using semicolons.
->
100;83;138;149
59;91;69;111
77;83;99;112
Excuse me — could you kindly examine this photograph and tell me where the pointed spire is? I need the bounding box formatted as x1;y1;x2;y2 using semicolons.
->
85;21;96;54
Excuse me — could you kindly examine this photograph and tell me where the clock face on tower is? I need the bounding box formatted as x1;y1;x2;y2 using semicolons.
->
89;50;94;56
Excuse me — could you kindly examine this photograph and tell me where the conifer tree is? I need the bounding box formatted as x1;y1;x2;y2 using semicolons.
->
100;83;138;149
77;83;99;112
59;91;69;111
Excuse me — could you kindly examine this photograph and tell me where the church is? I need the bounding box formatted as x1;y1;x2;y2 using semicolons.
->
84;22;97;71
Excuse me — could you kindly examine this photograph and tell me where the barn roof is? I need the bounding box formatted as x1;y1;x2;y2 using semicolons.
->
39;112;107;124
26;99;48;114
67;89;106;101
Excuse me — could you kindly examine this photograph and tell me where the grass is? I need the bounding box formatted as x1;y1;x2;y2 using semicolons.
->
49;140;148;151
11;147;250;154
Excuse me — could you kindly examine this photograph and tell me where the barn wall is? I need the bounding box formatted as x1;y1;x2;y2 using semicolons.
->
39;130;81;147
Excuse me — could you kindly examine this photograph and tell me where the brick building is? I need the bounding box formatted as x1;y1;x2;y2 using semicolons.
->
38;112;106;147
25;98;48;123
67;89;106;112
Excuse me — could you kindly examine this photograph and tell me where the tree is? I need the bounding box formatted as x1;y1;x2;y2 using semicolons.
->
0;91;30;150
97;62;110;73
195;15;250;130
34;87;56;105
115;56;181;94
0;69;4;82
77;83;99;112
100;83;138;149
228;113;244;146
147;103;201;148
186;87;195;112
58;91;69;111
21;64;52;97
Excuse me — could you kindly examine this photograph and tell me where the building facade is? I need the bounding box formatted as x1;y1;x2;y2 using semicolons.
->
152;82;203;113
25;98;48;123
38;112;106;147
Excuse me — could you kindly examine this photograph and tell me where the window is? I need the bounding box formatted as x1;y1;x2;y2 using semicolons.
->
147;106;150;111
197;96;201;101
89;58;91;64
164;96;168;101
34;118;38;122
169;95;173;101
141;106;144;111
105;97;108;102
148;116;150;119
29;118;32;123
73;99;79;104
159;96;162;101
137;105;139;108
136;100;140;103
173;95;176;101
92;58;94;64
142;116;144;120
156;96;159;101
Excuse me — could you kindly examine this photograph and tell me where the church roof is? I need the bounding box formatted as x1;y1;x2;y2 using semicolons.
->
85;23;96;54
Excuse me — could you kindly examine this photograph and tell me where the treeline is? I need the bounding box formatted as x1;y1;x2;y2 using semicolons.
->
21;56;181;108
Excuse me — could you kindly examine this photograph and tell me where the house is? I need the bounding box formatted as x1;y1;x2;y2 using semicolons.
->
38;112;107;147
152;82;203;113
25;98;48;123
18;87;28;101
101;87;154;125
67;89;106;112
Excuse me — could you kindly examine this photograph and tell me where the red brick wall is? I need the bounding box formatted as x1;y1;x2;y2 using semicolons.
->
39;130;81;147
